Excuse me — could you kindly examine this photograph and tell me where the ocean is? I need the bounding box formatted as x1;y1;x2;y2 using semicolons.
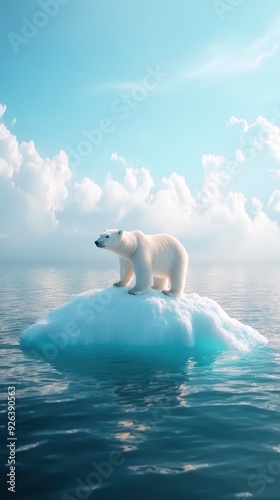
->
0;263;280;500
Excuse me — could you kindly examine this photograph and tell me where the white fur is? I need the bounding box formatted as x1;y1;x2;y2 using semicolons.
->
95;229;188;297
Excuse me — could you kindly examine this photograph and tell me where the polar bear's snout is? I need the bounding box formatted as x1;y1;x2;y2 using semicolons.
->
95;239;104;248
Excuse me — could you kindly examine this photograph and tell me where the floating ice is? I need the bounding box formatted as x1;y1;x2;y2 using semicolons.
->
20;287;267;353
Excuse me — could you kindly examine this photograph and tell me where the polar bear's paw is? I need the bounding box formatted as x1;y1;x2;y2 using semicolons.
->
128;288;145;295
162;289;176;297
113;281;127;287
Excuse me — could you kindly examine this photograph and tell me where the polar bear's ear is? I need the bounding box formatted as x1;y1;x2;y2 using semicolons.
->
118;229;123;236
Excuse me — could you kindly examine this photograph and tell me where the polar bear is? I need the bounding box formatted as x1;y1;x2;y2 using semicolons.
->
94;229;188;297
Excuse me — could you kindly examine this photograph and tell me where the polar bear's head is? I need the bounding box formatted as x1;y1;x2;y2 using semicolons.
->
95;229;123;250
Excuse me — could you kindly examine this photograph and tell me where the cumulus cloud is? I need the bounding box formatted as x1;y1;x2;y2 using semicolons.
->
0;106;280;263
0;120;22;178
0;116;73;261
73;177;102;213
251;197;263;215
229;114;280;161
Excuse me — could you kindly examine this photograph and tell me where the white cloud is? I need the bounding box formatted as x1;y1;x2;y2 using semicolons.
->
251;197;263;215
0;119;71;235
89;80;141;93
268;190;280;213
16;143;71;226
0;104;7;119
110;152;127;167
0;122;22;178
97;166;154;220
0;105;280;263
229;114;280;164
175;16;280;84
73;177;102;213
186;48;277;80
227;116;249;132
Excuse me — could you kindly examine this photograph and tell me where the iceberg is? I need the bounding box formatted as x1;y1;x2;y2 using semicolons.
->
20;287;268;354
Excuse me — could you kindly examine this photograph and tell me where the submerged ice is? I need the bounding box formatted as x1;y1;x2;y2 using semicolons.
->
20;287;268;353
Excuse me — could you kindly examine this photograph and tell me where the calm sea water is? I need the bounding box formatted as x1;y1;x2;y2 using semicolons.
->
0;264;280;500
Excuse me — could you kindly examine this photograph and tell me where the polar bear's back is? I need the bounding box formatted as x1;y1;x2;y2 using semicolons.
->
131;230;188;270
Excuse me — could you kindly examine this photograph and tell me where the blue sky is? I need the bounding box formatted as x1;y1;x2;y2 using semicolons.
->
1;0;280;263
1;0;279;186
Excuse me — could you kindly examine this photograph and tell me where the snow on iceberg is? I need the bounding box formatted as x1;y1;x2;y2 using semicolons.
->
20;287;268;353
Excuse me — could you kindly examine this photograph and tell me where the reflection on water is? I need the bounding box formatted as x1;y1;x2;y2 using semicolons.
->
0;264;280;500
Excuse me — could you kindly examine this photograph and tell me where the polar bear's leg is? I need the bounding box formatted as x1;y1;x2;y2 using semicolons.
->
113;258;134;287
128;258;153;295
162;265;186;297
152;277;168;291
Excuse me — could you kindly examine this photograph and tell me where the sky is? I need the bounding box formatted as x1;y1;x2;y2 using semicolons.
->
1;0;280;264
